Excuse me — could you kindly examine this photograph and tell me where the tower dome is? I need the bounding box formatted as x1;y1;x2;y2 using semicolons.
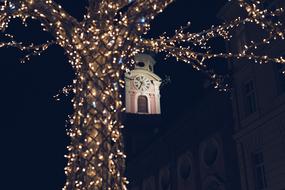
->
134;54;156;72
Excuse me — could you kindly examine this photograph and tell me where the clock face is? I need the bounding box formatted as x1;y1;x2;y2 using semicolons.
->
134;75;151;91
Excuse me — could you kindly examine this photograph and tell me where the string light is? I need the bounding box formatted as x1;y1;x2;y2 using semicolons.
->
0;0;284;189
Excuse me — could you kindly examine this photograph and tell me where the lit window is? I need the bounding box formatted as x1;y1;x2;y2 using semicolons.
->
137;95;148;113
252;151;267;190
243;80;257;116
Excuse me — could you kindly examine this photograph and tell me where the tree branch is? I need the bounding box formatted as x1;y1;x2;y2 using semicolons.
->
0;39;56;63
0;0;79;47
120;0;174;35
87;0;130;21
238;0;285;38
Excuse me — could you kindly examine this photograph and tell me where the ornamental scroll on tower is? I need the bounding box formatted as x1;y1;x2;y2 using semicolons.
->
125;54;161;115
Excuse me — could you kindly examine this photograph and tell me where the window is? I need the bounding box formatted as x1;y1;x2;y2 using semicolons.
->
179;156;192;180
237;32;246;53
235;25;246;53
274;63;285;94
252;151;267;190
137;95;148;113
160;167;170;190
203;140;219;167
243;80;257;116
137;62;145;67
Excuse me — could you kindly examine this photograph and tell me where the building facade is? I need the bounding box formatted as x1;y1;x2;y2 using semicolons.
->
125;89;240;190
219;1;285;190
124;2;285;190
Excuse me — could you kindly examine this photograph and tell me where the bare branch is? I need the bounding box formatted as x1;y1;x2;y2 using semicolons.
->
53;84;73;101
238;0;285;38
140;30;285;90
0;39;56;63
0;0;79;47
87;0;130;21
170;17;244;47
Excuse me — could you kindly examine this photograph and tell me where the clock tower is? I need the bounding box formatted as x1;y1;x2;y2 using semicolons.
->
125;54;161;114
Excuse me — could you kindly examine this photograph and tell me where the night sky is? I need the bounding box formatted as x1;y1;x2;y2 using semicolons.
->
0;1;227;189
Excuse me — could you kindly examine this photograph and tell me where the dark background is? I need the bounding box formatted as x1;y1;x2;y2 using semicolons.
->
0;0;227;189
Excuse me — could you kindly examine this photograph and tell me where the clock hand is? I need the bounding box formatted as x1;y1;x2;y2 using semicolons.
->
139;82;142;89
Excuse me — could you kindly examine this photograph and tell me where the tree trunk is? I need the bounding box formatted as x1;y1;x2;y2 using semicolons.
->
63;51;127;190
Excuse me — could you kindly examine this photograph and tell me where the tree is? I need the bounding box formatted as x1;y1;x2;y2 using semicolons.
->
0;0;284;189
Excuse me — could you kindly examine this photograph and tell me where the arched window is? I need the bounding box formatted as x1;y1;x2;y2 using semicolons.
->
137;62;145;67
137;95;148;113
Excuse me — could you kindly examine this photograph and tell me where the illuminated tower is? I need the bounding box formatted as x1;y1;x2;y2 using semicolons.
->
125;54;161;114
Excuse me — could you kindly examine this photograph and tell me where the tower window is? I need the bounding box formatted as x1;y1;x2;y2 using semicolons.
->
137;62;145;67
252;151;267;190
137;95;148;113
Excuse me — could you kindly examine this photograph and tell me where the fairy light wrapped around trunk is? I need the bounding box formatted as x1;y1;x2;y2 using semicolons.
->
64;54;127;189
0;0;285;189
63;25;129;189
